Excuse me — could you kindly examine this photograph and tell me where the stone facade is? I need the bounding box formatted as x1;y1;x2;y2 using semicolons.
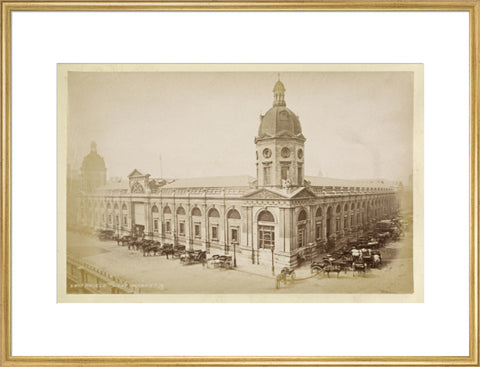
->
76;80;400;269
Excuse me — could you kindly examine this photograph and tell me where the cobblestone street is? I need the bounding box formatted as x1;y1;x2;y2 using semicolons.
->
67;231;413;294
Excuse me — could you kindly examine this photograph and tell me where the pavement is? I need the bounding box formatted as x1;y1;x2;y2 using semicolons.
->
66;231;414;294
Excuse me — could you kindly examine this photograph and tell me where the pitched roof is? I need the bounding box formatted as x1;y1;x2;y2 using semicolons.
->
161;175;255;189
96;180;129;191
128;169;149;178
243;186;317;200
306;176;398;188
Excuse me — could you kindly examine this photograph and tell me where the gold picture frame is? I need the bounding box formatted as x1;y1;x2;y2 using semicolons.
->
1;1;478;365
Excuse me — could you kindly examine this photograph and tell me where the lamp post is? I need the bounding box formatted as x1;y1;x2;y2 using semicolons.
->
271;245;275;275
233;241;237;268
116;222;120;246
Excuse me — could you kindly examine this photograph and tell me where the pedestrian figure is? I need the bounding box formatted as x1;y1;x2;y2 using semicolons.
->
351;247;360;261
373;253;381;267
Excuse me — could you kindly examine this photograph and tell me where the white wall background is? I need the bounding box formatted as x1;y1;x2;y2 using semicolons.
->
11;11;469;356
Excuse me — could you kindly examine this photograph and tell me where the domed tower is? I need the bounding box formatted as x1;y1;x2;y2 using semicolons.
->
81;141;107;192
255;78;306;188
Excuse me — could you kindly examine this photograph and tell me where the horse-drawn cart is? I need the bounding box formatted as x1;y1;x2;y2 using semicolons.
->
98;229;115;241
142;241;162;256
208;254;233;269
180;250;207;265
311;257;348;277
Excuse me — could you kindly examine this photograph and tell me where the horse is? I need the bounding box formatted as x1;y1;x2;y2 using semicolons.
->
143;242;161;256
323;264;343;278
280;267;296;281
352;261;368;276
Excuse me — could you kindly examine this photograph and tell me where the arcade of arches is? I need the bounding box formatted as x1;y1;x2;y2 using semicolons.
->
79;191;398;268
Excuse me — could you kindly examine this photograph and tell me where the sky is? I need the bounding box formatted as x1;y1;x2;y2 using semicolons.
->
67;70;414;184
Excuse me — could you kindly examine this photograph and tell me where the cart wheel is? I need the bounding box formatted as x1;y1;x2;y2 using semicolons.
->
291;272;296;280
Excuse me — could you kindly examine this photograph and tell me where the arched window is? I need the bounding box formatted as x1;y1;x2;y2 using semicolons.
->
227;209;241;243
351;203;355;210
297;210;307;248
258;210;275;249
315;207;323;240
176;206;186;215
176;207;186;236
208;208;220;241
107;203;111;210
192;207;202;238
192;207;202;216
336;205;341;214
163;206;172;233
152;205;158;213
208;208;220;218
227;209;241;219
344;203;349;211
258;210;274;222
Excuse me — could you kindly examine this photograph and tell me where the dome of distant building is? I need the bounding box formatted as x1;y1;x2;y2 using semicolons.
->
80;141;106;193
257;79;304;140
81;141;106;172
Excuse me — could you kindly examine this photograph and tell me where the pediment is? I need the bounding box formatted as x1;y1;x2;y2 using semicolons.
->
128;169;147;178
243;188;288;200
290;188;317;199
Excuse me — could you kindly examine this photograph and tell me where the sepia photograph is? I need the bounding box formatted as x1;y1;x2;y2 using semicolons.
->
58;64;423;302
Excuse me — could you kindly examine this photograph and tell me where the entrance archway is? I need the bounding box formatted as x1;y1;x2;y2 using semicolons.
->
297;210;307;248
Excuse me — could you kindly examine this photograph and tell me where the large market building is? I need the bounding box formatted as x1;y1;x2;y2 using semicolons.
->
74;79;399;268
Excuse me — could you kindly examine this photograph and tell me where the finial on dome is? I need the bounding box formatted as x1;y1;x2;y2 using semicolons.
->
273;75;286;107
90;141;97;153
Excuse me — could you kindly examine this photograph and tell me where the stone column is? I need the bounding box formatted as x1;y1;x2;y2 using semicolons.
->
309;205;316;244
186;199;192;250
339;203;344;237
172;191;177;246
129;198;133;234
159;198;164;240
145;198;151;238
284;207;293;253
203;198;208;252
279;207;285;252
248;206;255;264
322;205;327;241
241;205;249;248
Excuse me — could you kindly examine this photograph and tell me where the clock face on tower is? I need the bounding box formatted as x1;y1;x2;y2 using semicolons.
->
281;147;291;158
263;148;272;159
298;149;304;159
